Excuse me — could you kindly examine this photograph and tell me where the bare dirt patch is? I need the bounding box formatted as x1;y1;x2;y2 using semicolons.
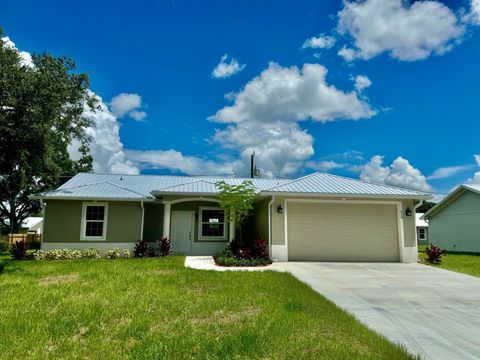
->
191;306;262;325
189;287;204;295
39;274;77;286
152;269;176;275
73;326;89;343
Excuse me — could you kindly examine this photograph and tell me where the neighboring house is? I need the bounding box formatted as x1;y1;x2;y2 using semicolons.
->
2;216;43;234
423;184;480;253
23;217;43;235
32;172;430;263
415;213;429;245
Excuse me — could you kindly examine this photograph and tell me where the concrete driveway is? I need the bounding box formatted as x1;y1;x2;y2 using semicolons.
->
272;262;480;360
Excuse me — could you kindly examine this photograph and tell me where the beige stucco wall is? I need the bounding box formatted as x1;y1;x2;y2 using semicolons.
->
43;200;142;244
271;196;286;245
402;199;416;247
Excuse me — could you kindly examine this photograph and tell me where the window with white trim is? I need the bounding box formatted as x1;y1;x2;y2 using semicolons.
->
418;228;426;240
198;207;226;241
81;203;108;240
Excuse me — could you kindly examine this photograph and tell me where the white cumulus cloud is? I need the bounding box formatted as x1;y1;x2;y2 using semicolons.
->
211;54;246;78
1;36;34;67
463;0;480;24
109;93;147;121
354;75;372;92
302;34;336;49
69;93;140;174
208;62;376;177
210;62;376;124
360;155;431;192
427;164;474;180
215;122;314;177
337;0;465;61
469;154;480;183
473;0;480;23
2;35;140;175
306;160;346;172
125;149;233;175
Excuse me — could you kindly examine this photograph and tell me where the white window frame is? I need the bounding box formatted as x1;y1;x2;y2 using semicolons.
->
80;202;108;241
418;227;426;240
198;207;227;241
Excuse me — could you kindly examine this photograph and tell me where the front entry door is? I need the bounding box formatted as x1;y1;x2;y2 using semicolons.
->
171;211;194;253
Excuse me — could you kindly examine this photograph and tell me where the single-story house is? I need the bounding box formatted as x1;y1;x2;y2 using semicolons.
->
423;184;480;253
23;217;44;235
32;172;430;263
2;216;43;235
415;213;429;245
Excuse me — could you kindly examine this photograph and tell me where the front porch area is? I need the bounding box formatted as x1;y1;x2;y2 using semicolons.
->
143;198;233;256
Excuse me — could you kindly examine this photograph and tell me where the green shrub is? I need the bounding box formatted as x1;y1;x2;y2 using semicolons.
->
34;249;82;260
214;255;272;267
82;247;101;259
105;248;120;259
123;249;131;258
214;242;272;267
213;241;272;267
0;241;10;253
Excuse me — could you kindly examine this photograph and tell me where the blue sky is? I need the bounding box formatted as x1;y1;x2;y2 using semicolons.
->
1;0;480;197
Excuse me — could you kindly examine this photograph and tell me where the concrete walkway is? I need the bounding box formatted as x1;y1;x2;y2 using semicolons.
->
185;257;480;360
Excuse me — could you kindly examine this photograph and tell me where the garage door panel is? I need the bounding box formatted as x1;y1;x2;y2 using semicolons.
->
287;203;399;262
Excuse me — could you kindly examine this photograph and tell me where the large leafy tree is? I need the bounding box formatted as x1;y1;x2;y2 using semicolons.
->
0;29;95;233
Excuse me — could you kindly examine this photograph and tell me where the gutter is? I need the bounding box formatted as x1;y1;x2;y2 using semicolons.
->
268;195;275;256
29;195;155;202
140;201;145;240
261;191;432;200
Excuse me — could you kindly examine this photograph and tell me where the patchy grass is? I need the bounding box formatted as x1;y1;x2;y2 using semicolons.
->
418;246;480;277
0;256;417;359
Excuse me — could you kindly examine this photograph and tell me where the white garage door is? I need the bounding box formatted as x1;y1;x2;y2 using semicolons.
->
287;202;400;262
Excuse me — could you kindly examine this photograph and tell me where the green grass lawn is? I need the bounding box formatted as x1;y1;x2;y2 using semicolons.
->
0;255;417;360
418;245;480;277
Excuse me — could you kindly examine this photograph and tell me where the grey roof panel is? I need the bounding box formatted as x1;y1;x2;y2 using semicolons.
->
36;181;152;199
265;172;429;197
35;171;430;200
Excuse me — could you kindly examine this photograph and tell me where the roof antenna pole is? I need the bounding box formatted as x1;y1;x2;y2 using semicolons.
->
250;151;260;178
250;151;255;179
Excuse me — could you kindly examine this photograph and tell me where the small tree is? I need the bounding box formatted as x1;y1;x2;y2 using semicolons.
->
216;180;256;243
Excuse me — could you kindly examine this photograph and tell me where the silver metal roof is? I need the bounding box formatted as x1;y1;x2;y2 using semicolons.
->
264;172;429;197
33;172;430;200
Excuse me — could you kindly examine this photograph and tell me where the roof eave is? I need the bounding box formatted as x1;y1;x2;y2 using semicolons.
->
30;195;154;202
151;191;218;197
261;191;431;200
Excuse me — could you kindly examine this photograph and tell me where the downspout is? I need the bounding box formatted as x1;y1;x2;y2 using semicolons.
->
40;200;45;245
140;201;145;241
413;200;424;246
268;195;275;257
